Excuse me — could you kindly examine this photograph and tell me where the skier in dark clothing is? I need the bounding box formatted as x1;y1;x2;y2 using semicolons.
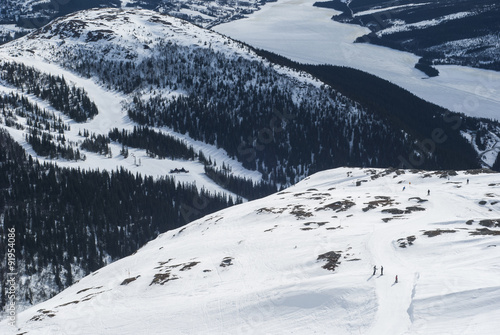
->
381;266;384;275
373;265;377;275
395;275;398;283
428;190;430;196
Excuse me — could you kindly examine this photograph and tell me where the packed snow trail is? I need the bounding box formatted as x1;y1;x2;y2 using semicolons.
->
365;216;417;335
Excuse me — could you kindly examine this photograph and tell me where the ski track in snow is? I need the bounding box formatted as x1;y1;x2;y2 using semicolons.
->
365;216;415;335
213;0;500;121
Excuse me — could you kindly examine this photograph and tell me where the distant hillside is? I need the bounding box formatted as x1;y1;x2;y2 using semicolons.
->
317;0;500;71
5;8;491;182
255;48;500;171
0;0;271;44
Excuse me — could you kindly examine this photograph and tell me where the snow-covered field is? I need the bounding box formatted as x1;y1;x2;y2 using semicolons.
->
1;167;499;334
213;0;500;121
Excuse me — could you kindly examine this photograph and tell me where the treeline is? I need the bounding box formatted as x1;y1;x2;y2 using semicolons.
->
108;126;278;199
414;58;439;77
0;129;237;311
253;49;490;170
80;132;111;156
204;165;277;201
0;92;70;134
0;92;83;160
26;128;82;160
0;61;99;121
109;126;196;160
126;79;399;184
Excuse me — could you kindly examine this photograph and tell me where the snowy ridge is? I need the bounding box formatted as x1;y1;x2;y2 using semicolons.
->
2;167;499;334
1;7;323;87
3;7;258;63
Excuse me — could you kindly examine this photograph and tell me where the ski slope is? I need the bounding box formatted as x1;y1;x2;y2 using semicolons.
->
2;167;499;334
214;0;500;121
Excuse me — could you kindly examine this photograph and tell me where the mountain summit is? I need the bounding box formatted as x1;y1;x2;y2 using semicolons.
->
2;167;499;334
5;7;248;61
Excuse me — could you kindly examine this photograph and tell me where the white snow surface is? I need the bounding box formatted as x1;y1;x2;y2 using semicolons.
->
2;167;499;334
213;0;500;121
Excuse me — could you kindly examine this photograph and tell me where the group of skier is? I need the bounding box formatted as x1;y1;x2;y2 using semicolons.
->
373;265;383;276
373;265;398;283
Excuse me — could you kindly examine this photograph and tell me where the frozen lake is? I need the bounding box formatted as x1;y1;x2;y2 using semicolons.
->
214;0;500;121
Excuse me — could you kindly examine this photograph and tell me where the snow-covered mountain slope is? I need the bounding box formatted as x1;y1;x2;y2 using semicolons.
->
2;7;267;63
0;6;498;318
3;7;497;176
0;8;411;184
213;0;500;122
2;167;499;334
0;8;266;199
0;61;252;199
0;0;260;45
0;9;273;314
1;7;498;182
